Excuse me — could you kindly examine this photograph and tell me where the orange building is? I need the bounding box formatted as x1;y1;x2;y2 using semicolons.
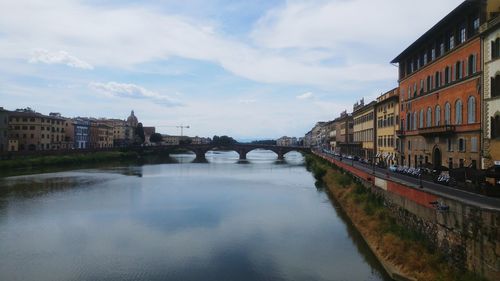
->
392;0;492;170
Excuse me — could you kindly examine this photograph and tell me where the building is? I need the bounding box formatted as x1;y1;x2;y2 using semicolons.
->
73;118;91;149
276;136;298;147
0;107;8;152
482;15;500;168
7;108;67;151
375;88;400;165
143;126;156;145
336;111;355;155
89;121;113;148
303;130;312;147
63;117;75;150
392;0;495;169
127;110;139;128
190;136;211;145
162;135;189;145
352;99;376;160
311;122;326;148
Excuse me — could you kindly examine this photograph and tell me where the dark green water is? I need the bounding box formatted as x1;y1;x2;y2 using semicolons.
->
0;150;391;281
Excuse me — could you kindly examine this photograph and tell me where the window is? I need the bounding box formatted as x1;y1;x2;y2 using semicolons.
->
493;38;500;59
427;76;432;92
419;110;424;128
440;42;445;56
423;53;428;65
445;102;451;125
455;61;462;80
407;86;411;99
491;115;500;138
459;26;466;43
455;100;462;125
468;55;476;75
431;48;436;60
444;66;450;84
447;138;453;151
435;105;441;126
426;107;432;127
435;71;441;88
449;34;455;49
413;112;417;130
458;138;466;152
471;137;478;152
473;18;480;32
468;96;476;123
492;74;500;98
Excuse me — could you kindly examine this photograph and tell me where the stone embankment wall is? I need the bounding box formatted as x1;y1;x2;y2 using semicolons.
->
314;152;499;281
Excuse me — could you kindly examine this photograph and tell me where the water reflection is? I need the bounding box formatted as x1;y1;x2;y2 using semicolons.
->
0;151;390;281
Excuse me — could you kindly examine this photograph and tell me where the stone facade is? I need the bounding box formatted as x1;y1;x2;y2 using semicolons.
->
482;16;500;169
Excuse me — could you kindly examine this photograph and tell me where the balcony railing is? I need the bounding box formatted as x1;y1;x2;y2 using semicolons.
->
396;125;456;137
418;125;455;135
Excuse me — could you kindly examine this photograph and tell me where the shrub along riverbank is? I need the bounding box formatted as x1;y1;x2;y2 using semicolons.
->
305;154;487;281
0;151;139;170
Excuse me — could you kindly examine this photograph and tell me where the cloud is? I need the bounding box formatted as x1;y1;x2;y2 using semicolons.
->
89;81;182;107
28;49;93;69
296;92;313;100
0;0;400;87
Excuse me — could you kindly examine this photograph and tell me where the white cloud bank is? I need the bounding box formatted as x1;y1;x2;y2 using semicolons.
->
28;49;93;69
89;82;182;107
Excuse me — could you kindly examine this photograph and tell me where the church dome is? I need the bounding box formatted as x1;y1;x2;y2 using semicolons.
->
127;110;138;127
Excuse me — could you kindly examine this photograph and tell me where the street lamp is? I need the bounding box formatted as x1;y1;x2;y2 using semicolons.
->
419;155;424;188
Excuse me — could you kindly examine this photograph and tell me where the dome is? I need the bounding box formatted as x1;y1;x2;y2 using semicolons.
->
127;110;138;127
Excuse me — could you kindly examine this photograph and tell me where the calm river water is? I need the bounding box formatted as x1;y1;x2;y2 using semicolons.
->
0;150;391;281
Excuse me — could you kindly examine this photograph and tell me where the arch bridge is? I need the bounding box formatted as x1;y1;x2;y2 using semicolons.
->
136;144;310;161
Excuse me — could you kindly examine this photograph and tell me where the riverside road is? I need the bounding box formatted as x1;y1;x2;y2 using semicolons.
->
314;150;500;211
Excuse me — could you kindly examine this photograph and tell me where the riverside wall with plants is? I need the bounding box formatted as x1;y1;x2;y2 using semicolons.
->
305;153;498;281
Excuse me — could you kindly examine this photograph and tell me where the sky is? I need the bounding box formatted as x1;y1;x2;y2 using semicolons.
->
0;0;464;140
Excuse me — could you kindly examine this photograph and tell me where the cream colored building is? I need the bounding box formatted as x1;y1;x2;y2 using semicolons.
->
375;88;400;165
482;16;500;169
8;109;67;151
352;99;376;160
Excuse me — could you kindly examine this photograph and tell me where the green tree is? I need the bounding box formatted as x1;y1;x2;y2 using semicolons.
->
149;133;163;143
135;123;145;144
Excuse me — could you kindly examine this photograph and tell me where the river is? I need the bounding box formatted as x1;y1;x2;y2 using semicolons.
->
0;150;391;281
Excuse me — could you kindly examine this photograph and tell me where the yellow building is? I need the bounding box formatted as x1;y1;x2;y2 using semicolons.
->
8;109;67;151
352;99;376;160
375;88;400;165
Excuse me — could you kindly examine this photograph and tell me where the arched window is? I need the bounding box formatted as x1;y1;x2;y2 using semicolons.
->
435;105;441;126
455;61;462;80
492;115;500;139
435;71;441;88
455;99;462;125
419;109;424;128
468;96;476;123
445;102;451;125
492;74;500;98
444;67;450;84
406;113;411;130
468;54;476;75
427;107;432;127
492;38;499;59
413;112;417;130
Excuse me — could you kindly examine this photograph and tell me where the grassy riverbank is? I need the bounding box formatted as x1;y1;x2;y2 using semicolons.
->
305;154;486;281
0;151;139;170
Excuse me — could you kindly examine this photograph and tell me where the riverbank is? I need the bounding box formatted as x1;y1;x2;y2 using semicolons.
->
0;151;139;171
305;154;487;281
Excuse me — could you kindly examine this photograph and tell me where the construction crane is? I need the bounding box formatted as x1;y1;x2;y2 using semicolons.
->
157;124;190;136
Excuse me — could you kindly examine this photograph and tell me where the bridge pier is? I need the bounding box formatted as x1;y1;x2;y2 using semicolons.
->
238;150;247;160
277;151;285;160
194;149;207;161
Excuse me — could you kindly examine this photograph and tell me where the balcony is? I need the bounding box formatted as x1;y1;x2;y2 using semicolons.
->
396;125;456;137
418;125;455;136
